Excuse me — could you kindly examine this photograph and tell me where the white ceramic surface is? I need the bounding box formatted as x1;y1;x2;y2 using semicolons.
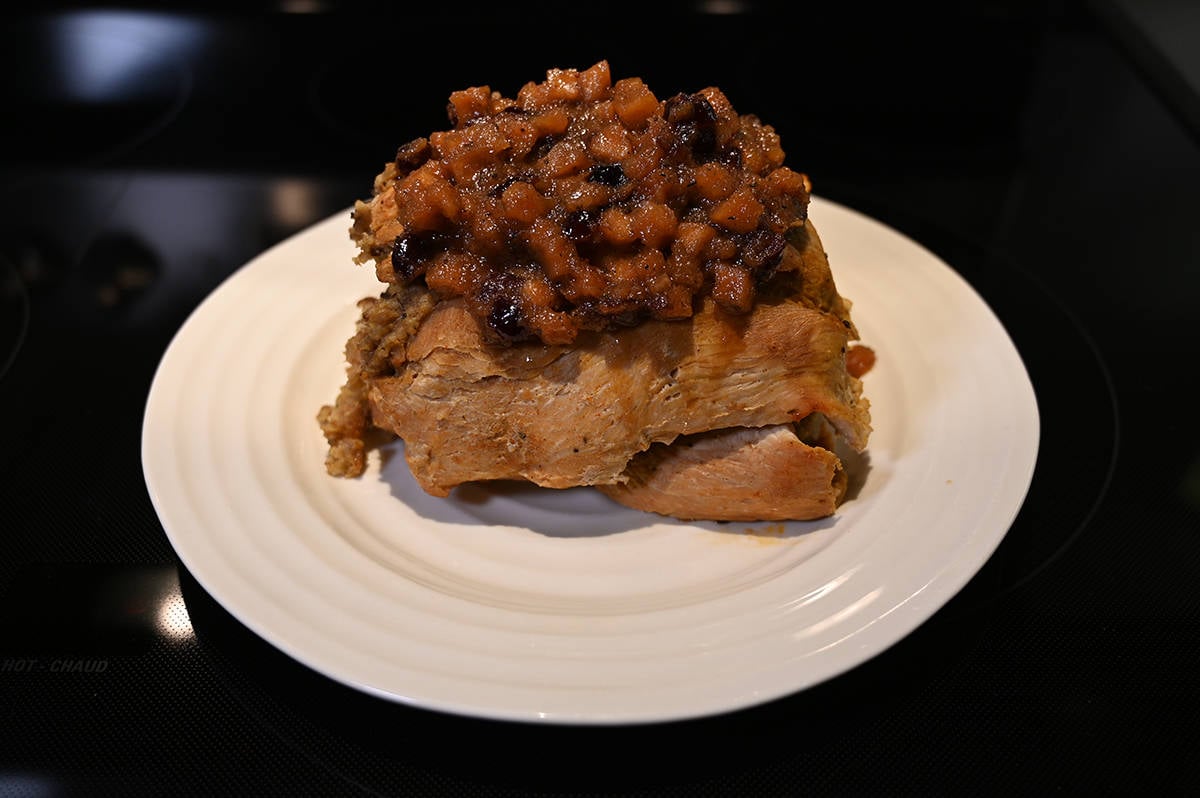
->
142;197;1039;724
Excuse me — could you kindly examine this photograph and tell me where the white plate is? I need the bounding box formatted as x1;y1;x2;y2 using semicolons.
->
142;197;1039;725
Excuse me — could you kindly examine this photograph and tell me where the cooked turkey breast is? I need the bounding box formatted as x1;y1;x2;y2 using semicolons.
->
320;220;871;521
598;417;845;522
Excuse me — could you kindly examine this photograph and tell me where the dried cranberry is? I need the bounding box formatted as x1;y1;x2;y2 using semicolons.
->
741;229;786;275
664;93;718;158
588;163;627;187
560;209;595;241
664;93;716;126
394;138;431;173
391;232;447;281
489;300;525;339
488;170;536;198
530;134;560;161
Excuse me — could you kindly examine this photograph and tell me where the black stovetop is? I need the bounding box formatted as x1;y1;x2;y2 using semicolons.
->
2;2;1198;794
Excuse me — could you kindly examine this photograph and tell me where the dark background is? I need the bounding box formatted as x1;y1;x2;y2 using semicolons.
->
2;1;1198;794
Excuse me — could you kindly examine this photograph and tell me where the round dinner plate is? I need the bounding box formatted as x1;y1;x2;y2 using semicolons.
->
142;197;1039;724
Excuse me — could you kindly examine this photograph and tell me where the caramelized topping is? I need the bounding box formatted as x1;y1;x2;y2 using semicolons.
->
353;61;812;344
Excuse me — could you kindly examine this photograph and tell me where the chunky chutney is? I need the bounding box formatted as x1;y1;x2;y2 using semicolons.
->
350;60;813;345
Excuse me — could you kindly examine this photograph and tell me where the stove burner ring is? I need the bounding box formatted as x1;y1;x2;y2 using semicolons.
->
942;248;1120;615
0;256;31;383
985;290;1120;604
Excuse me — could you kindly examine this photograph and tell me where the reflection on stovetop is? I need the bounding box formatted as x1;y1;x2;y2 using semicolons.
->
0;171;362;334
0;12;193;170
0;563;193;658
